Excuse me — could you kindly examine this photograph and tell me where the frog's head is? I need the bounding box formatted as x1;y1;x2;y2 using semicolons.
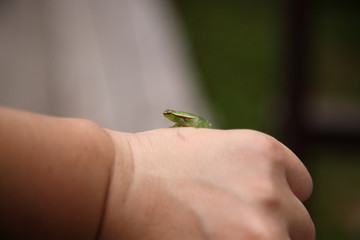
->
163;109;177;122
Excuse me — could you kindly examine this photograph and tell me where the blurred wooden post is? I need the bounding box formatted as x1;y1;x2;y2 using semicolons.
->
282;0;311;159
282;0;360;158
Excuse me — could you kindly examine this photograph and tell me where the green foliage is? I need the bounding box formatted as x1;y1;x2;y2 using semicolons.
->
174;1;282;132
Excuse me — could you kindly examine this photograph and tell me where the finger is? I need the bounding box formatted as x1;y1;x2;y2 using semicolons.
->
280;144;313;202
287;194;316;240
233;129;313;202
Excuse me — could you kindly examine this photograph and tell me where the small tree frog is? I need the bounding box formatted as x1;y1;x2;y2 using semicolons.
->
163;109;212;128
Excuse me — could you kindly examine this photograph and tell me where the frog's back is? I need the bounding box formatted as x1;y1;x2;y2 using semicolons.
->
173;110;212;128
175;110;200;119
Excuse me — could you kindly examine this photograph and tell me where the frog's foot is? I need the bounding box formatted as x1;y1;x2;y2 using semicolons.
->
170;123;186;128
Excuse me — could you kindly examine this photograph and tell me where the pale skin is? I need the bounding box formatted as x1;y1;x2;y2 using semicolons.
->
0;107;315;240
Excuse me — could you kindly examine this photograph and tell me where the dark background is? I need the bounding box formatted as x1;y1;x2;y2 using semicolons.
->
172;0;360;239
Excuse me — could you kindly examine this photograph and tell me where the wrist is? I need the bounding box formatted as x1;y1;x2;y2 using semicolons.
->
97;130;136;239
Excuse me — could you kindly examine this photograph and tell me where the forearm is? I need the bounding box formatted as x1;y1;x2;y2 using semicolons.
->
0;107;115;240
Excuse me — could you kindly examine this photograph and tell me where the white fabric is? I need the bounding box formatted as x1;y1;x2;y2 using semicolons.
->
0;0;211;132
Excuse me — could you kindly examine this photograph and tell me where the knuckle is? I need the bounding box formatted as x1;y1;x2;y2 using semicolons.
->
248;131;286;167
243;217;288;240
306;221;316;240
237;130;285;158
256;135;283;158
255;182;283;211
291;208;316;240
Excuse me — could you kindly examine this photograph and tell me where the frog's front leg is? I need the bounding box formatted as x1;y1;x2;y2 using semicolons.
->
170;118;188;128
170;122;188;128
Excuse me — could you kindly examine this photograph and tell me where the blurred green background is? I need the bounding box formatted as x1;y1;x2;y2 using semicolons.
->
172;0;360;239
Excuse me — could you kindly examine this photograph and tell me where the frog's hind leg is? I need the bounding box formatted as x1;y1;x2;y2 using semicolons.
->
171;122;190;128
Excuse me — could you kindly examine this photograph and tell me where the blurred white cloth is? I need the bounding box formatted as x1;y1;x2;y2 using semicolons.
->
0;0;211;132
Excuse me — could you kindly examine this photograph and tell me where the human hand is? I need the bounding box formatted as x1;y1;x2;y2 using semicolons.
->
99;128;315;240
